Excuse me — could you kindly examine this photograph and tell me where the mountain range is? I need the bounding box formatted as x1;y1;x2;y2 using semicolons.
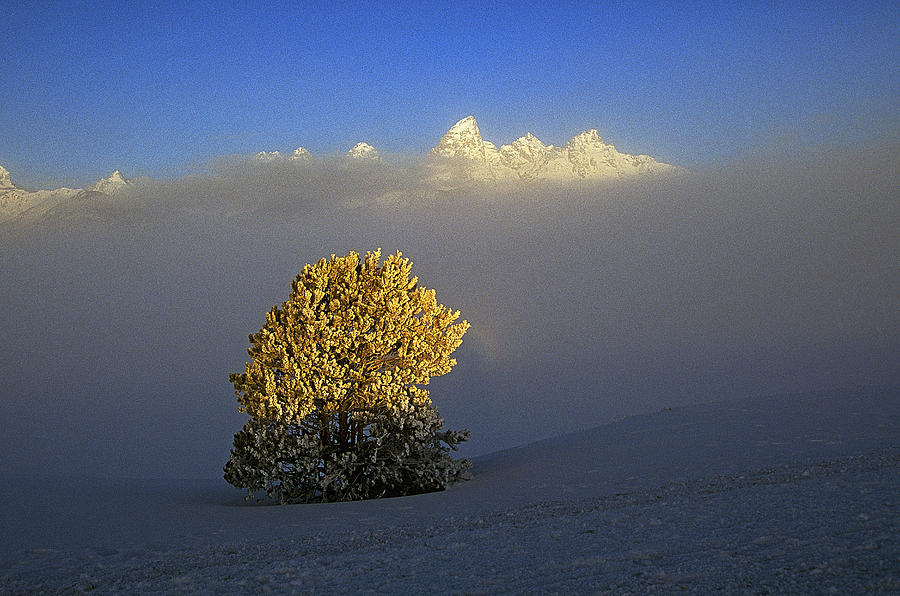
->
425;116;675;183
1;116;676;222
252;116;675;182
0;166;131;222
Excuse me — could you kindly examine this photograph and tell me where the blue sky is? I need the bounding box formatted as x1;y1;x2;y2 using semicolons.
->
2;1;897;188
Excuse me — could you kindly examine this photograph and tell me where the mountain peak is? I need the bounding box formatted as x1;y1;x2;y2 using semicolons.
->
0;164;13;188
447;115;480;137
290;147;311;160
254;150;282;161
347;142;380;160
431;115;495;161
568;129;604;143
87;170;130;194
507;132;550;151
427;116;676;183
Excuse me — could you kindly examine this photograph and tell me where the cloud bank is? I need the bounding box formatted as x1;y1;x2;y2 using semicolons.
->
1;144;897;478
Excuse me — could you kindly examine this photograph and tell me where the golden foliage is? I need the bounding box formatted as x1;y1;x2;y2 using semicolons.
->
230;249;469;429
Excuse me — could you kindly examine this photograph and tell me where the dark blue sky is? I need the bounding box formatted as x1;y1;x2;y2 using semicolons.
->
2;1;897;187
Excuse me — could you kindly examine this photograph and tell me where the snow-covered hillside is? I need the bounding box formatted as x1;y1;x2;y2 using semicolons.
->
2;386;896;593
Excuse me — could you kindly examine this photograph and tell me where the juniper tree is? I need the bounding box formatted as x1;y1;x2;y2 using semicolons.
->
224;249;470;503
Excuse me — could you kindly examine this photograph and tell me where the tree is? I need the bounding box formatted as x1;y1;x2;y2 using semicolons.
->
224;249;471;503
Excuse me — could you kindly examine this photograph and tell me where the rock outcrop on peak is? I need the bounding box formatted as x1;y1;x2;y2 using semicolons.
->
346;142;380;161
427;116;676;184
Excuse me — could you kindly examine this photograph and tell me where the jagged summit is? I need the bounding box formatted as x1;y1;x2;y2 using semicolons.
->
439;115;482;146
427;116;511;181
346;142;380;161
87;170;130;194
290;147;311;160
502;133;554;158
568;129;605;146
430;115;494;161
427;116;676;182
448;115;479;135
498;133;555;179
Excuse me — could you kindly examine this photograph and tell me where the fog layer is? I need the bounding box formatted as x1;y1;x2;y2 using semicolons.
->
2;146;897;478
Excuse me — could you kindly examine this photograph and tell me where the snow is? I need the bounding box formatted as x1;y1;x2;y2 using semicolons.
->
2;385;897;593
346;142;381;160
2;115;680;221
427;116;677;184
290;147;311;160
86;170;130;194
0;164;12;188
429;115;490;160
1;166;132;222
254;148;312;162
254;150;283;161
446;115;480;137
0;163;83;222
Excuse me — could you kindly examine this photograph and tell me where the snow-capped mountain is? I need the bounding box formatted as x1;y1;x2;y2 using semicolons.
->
245;119;670;182
0;165;81;222
255;147;312;161
427;115;676;183
346;142;381;161
253;143;381;162
0;166;131;223
290;147;311;160
3;117;679;222
430;116;497;161
254;143;380;161
0;163;13;189
86;170;131;194
428;116;509;181
254;150;283;161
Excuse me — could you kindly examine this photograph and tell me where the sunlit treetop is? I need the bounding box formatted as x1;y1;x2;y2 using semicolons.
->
230;249;469;424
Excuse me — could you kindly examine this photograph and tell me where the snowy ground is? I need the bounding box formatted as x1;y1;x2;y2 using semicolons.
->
2;386;897;594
